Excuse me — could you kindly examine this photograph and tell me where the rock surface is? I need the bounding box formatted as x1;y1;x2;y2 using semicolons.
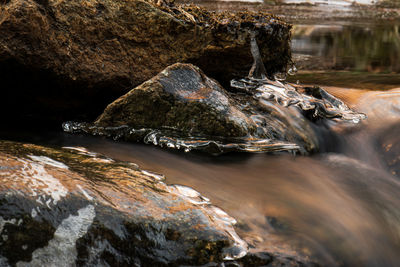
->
0;0;291;125
95;63;256;138
0;140;318;266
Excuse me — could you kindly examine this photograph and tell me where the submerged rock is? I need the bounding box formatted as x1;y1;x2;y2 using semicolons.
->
355;88;400;123
0;140;318;266
64;63;365;154
352;88;400;178
0;0;291;125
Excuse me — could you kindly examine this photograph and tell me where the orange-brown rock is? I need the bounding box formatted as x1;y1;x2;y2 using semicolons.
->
0;0;291;126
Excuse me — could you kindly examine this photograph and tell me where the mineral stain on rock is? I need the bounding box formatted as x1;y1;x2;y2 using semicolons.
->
16;205;96;267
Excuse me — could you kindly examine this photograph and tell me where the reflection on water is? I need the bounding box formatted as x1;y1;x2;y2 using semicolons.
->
283;0;375;5
289;23;400;88
185;0;400;89
291;24;400;73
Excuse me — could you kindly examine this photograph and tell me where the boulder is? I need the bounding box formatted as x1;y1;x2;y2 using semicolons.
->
0;140;318;266
64;63;366;154
94;63;256;138
0;140;245;265
63;63;306;154
0;0;291;125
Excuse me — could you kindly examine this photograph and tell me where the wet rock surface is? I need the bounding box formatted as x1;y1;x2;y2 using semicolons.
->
355;88;400;123
94;63;256;138
0;140;244;266
0;0;291;126
64;63;365;154
0;140;318;266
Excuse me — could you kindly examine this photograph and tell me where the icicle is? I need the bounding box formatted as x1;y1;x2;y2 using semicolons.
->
248;32;267;80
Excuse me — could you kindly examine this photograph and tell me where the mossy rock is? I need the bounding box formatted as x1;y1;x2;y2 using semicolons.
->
95;63;257;138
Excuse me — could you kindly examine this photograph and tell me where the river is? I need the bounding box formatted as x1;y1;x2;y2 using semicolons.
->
2;1;400;266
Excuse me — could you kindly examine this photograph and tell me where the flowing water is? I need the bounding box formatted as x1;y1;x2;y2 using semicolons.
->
3;2;400;266
3;115;400;266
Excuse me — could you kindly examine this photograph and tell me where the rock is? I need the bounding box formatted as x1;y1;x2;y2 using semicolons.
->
0;0;291;125
94;63;256;138
0;140;247;265
63;63;305;154
352;88;400;177
355;88;400;123
63;63;366;154
323;87;400;177
0;140;319;266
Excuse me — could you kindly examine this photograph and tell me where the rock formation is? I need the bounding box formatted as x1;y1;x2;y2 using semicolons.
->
0;0;291;125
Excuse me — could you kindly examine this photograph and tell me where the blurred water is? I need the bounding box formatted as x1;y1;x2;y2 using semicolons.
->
2;107;399;266
2;1;400;265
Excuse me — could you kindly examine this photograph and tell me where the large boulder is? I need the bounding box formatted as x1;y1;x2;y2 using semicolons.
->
0;140;317;266
0;0;291;125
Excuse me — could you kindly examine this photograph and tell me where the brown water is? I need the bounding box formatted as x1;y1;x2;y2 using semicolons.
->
53;121;400;266
3;2;400;266
4;111;399;266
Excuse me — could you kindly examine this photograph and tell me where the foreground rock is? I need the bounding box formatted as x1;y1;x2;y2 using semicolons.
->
64;63;366;154
0;0;291;125
0;140;317;266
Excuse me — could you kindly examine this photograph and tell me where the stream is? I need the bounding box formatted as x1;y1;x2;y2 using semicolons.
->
2;1;400;267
